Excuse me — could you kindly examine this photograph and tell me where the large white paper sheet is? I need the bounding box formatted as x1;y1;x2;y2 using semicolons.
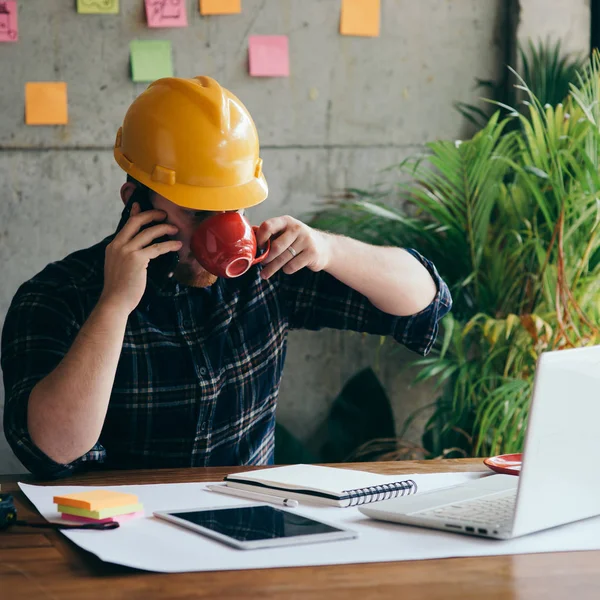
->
19;472;600;573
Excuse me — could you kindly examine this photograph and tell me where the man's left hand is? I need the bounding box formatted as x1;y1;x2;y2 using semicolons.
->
256;216;332;280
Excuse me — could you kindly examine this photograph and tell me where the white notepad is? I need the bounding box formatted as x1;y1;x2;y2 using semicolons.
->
224;464;418;507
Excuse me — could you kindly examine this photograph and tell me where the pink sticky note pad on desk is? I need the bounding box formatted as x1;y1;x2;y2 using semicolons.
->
61;511;145;524
248;35;289;77
0;1;18;42
145;0;188;28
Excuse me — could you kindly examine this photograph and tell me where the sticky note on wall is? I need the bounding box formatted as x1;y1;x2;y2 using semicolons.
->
130;40;173;82
145;0;188;28
0;1;18;42
25;83;69;126
340;0;380;37
77;0;119;14
248;35;289;77
200;0;241;15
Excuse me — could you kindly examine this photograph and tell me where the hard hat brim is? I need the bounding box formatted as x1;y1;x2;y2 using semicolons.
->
115;147;268;211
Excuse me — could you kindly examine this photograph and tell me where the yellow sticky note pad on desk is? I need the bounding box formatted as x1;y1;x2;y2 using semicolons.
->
77;0;119;14
200;0;241;15
58;503;144;520
25;82;68;126
53;489;139;511
340;0;380;37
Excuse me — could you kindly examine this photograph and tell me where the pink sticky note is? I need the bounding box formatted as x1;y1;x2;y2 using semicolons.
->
0;1;18;42
145;0;187;28
61;511;145;524
248;35;289;77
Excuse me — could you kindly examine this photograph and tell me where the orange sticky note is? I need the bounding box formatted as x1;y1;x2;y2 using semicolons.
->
340;0;380;37
25;82;69;126
200;0;241;15
53;490;139;511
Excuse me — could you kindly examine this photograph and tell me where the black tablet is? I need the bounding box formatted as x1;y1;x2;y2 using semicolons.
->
154;504;358;550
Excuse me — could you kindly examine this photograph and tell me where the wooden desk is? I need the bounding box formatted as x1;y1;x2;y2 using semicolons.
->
0;459;598;599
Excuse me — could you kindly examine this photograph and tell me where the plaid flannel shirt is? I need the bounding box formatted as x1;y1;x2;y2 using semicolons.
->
2;238;451;478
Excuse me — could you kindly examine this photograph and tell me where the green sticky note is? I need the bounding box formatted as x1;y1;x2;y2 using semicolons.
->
130;40;173;83
77;0;119;14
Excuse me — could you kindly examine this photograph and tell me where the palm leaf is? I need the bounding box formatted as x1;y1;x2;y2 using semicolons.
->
311;48;600;459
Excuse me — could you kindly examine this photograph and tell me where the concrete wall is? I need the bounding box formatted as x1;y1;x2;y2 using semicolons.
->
518;0;590;56
0;0;588;474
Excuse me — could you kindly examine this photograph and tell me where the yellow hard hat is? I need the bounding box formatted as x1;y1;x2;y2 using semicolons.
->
114;76;268;211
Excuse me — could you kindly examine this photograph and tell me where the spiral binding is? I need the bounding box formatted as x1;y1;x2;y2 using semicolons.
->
342;479;418;507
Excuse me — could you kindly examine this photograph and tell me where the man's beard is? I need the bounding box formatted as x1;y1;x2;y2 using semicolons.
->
173;260;218;288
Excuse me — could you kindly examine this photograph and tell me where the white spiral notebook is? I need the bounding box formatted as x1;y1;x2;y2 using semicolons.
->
223;464;418;507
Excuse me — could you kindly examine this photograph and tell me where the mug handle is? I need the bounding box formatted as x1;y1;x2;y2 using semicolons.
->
251;226;271;265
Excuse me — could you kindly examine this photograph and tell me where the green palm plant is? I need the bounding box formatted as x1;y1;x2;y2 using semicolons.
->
456;39;585;130
520;39;586;109
311;51;600;459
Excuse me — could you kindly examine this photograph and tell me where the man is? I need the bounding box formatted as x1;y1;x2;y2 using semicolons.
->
2;76;451;479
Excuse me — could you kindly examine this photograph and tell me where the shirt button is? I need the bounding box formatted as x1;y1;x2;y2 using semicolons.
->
201;422;207;431
199;367;208;376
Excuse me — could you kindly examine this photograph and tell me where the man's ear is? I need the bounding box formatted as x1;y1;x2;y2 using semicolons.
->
120;182;136;205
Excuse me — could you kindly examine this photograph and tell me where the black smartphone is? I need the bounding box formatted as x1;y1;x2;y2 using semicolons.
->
115;185;179;287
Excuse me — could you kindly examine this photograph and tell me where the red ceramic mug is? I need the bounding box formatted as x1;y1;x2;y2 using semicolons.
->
190;212;271;278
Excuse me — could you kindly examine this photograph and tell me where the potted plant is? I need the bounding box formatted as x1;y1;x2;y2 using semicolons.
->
310;50;600;459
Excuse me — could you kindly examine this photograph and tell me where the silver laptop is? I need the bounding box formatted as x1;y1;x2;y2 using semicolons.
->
360;344;600;539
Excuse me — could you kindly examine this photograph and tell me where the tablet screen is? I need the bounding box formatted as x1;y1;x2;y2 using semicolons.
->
167;505;343;542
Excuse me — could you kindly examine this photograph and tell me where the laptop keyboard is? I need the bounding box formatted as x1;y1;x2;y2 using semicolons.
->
410;489;517;529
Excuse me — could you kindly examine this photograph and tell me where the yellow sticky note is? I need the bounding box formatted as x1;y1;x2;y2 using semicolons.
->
340;0;380;37
77;0;119;14
25;82;68;126
58;503;144;520
200;0;241;16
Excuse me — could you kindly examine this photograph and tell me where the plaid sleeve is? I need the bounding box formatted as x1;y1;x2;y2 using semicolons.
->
1;280;106;479
277;248;452;355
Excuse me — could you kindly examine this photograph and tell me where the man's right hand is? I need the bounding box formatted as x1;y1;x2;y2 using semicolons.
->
100;202;182;315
